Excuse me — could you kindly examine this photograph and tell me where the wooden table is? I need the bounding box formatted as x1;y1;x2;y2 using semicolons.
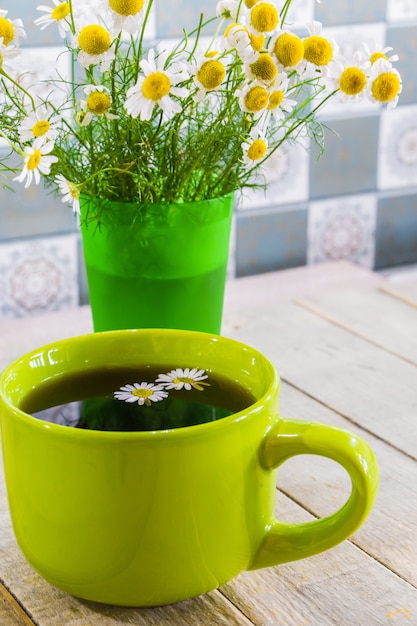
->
0;261;416;625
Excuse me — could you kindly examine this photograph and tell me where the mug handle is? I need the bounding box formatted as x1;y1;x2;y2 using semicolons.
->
249;417;379;570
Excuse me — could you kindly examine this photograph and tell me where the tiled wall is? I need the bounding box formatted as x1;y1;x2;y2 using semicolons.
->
0;0;416;318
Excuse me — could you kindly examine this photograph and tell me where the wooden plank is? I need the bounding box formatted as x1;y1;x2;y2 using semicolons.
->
0;306;93;373
380;277;417;309
220;493;417;626
224;261;383;316
296;288;417;365
0;583;35;626
226;301;417;459
277;381;417;587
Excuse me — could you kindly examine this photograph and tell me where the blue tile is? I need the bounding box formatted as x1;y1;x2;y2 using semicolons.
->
310;116;380;199
155;0;218;38
386;25;417;106
235;207;308;277
375;192;417;268
0;163;77;241
316;0;386;25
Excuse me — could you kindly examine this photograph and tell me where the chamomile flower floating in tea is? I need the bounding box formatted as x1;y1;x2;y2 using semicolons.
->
113;382;168;406
155;368;210;392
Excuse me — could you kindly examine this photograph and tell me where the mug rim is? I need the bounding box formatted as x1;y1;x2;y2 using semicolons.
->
0;328;280;441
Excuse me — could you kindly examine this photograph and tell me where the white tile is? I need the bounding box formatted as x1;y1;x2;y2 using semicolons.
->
307;194;377;268
0;235;79;319
237;143;310;211
285;0;316;29
386;0;417;23
377;104;417;190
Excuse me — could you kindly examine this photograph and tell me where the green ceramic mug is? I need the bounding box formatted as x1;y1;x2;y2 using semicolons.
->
0;329;378;607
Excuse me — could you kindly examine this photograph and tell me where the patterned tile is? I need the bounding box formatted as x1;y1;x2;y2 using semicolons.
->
316;0;386;25
235;207;308;277
375;192;417;268
0;235;79;318
386;0;417;23
386;25;417;106
310;116;380;198
307;194;378;268
377;104;417;190
238;143;310;211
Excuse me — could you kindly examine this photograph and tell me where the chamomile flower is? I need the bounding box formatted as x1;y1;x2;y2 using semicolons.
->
0;41;20;72
114;382;168;406
13;139;58;188
245;51;279;85
363;42;399;66
0;10;26;47
269;30;304;70
327;53;370;103
18;107;57;144
75;24;115;71
303;21;336;75
216;0;240;20
235;80;270;118
106;0;146;35
124;49;189;121
35;2;71;39
155;368;209;391
192;54;226;102
55;175;81;214
249;2;279;35
367;57;402;109
79;84;119;126
265;73;297;122
242;128;268;165
224;23;262;64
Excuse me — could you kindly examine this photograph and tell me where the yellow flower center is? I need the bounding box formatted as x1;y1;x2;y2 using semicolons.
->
244;85;269;111
132;387;153;399
371;72;401;103
249;32;265;52
370;51;388;64
224;22;242;38
274;32;304;67
27;149;42;171
109;0;145;16
0;17;15;46
268;90;284;109
250;3;279;33
78;25;111;56
196;60;225;90
86;91;112;114
51;2;70;21
304;35;333;66
142;72;171;101
32;120;50;138
339;67;367;96
250;53;278;83
244;0;259;7
247;138;267;160
67;182;80;199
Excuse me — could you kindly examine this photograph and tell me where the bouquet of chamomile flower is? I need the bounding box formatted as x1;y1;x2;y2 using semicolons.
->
0;0;402;214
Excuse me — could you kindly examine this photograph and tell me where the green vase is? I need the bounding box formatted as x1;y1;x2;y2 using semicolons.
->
79;193;234;333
